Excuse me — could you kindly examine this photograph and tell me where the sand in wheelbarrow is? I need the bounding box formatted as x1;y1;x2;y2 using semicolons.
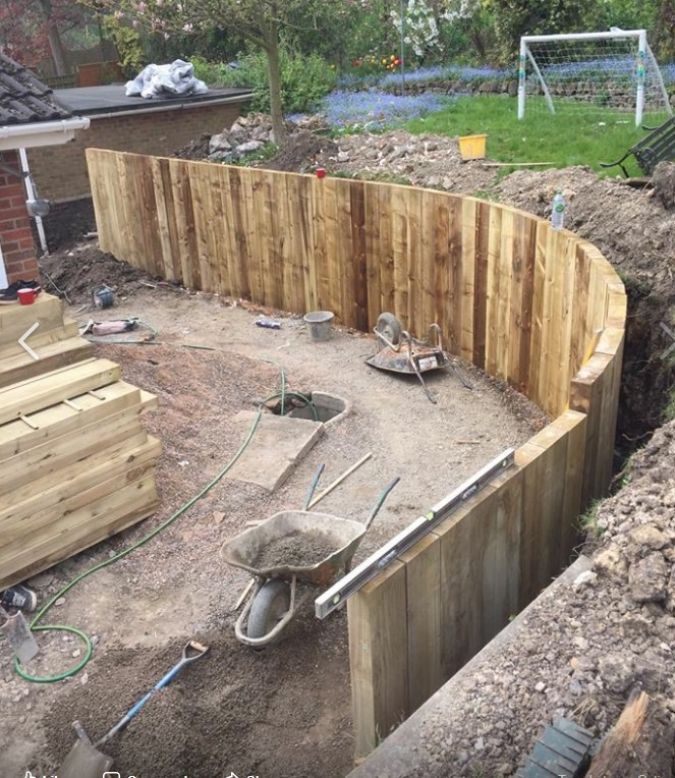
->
253;531;337;569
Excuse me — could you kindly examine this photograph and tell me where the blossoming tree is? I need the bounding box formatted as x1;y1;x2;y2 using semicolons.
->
93;0;365;144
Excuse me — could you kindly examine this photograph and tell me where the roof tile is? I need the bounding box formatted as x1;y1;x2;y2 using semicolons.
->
0;53;72;125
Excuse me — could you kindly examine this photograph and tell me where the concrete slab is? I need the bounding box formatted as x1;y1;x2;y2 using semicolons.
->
226;411;323;492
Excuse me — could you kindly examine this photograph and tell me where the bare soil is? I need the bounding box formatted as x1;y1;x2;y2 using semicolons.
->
0;270;543;778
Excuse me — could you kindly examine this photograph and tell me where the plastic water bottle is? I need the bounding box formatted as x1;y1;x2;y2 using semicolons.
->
551;191;566;231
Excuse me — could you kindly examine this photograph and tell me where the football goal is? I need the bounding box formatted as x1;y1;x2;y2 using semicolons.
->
517;29;673;125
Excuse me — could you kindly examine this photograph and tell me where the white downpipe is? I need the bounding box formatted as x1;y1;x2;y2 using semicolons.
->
0;241;8;290
18;148;48;256
636;30;647;127
517;38;527;120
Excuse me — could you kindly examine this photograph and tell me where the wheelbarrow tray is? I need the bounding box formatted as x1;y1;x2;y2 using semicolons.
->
221;510;366;587
367;345;449;375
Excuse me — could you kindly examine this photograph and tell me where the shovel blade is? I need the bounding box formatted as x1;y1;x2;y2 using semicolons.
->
60;737;113;778
0;610;38;663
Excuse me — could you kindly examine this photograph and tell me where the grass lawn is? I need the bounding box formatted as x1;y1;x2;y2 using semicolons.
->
405;95;669;175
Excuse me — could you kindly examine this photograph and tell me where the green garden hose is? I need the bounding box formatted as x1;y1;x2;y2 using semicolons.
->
13;371;316;684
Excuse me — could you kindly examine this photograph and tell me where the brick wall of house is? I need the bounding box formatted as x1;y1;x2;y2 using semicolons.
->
28;101;245;203
0;151;39;284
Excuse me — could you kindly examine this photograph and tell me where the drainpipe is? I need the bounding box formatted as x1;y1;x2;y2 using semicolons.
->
18;148;48;256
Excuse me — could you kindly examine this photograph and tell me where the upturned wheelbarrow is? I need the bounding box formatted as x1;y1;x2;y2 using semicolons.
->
367;311;472;402
221;476;399;648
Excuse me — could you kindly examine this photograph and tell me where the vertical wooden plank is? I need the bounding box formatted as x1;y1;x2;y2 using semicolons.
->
307;175;325;314
516;423;569;608
224;166;251;301
336;178;355;326
459;198;476;361
398;533;443;713
509;213;536;393
551;410;587;566
528;220;548;409
319;178;341;318
348;561;409;760
569;244;591;381
363;181;382;329
436;471;522;679
472;200;490;369
446;195;462;355
391;185;409;328
350;180;369;331
431;194;450;339
378;184;395;314
419;190;437;335
496;207;514;381
484;205;503;375
168;158;199;290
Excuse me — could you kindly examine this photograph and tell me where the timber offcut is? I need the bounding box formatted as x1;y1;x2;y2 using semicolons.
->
0;293;160;589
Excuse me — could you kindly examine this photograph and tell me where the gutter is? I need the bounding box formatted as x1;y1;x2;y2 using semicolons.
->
85;92;253;122
0;116;90;151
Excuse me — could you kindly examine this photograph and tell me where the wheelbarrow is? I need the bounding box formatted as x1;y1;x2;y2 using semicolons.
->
367;312;472;402
221;476;399;648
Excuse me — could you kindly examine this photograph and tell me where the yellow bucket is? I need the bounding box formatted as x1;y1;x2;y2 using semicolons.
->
458;134;487;160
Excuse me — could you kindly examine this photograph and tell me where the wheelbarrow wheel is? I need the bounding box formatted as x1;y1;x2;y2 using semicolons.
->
376;312;402;346
247;579;291;642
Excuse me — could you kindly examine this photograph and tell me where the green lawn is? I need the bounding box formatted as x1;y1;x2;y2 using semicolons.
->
405;95;668;175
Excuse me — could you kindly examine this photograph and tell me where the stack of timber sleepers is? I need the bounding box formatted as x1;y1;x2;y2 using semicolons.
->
0;292;93;387
0;295;160;589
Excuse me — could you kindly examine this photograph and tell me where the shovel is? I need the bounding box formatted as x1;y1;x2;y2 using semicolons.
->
59;639;209;778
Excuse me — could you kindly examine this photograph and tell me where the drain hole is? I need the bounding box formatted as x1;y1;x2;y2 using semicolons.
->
269;391;348;424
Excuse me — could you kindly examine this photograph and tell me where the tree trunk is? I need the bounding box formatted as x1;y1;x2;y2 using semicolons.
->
38;0;69;76
263;22;287;146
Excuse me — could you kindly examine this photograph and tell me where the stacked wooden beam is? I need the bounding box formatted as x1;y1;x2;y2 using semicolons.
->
0;294;160;589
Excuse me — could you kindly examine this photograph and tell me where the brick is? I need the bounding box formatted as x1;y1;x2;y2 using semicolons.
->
28;100;245;201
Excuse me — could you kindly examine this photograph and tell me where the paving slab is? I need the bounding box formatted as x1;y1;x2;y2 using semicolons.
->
226;410;323;492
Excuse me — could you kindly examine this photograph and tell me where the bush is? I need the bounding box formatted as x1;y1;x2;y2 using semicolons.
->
191;50;337;115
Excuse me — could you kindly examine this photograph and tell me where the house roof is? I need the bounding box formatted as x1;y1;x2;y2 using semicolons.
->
0;53;72;125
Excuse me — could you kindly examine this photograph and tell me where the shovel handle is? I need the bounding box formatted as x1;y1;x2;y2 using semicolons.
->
96;640;209;746
364;477;400;532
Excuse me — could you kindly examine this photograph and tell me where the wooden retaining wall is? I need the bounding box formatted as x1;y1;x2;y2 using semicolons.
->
86;148;626;758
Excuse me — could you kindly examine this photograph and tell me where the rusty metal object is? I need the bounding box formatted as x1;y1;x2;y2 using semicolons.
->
367;314;450;402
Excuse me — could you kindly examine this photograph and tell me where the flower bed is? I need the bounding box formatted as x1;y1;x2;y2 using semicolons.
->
320;89;448;130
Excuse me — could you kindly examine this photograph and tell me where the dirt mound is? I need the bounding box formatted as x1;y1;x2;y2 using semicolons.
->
39;244;156;304
496;166;675;284
174;132;211;160
653;161;675;210
318;130;497;192
496;166;675;450
261;130;337;173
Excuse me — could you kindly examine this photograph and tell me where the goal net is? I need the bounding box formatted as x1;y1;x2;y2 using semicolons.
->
517;30;673;125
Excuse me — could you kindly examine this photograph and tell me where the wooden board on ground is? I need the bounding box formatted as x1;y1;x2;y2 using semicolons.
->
226;411;323;492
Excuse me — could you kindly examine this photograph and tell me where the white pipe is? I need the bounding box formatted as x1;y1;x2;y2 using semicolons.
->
0;240;8;289
0;116;90;142
18;147;48;256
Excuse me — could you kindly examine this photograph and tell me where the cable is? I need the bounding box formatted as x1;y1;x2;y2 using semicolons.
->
13;372;316;684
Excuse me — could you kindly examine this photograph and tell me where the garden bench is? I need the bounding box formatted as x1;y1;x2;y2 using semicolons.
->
601;116;675;177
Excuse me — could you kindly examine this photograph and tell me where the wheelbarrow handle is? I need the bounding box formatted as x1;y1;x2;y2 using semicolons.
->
303;463;325;510
364;477;400;532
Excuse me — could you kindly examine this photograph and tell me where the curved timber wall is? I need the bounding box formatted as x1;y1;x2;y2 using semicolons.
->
86;149;626;758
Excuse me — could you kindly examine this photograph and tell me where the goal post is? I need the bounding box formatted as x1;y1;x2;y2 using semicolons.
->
517;29;673;125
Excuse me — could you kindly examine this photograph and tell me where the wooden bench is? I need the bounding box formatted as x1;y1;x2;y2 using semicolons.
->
601;116;675;177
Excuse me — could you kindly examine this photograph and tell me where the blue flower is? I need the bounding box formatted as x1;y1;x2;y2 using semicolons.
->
319;89;448;130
